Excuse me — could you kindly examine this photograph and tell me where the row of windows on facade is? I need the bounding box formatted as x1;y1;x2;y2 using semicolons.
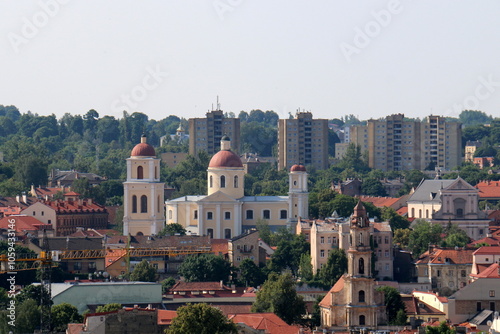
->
131;195;161;213
135;166;158;179
209;175;239;188
167;209;288;220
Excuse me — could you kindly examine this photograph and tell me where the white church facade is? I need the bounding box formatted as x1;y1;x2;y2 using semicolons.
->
165;136;309;238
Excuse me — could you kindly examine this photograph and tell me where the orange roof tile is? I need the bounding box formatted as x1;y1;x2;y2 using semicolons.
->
319;275;345;308
470;263;500;278
66;323;84;334
228;313;300;334
469;236;500;247
170;281;232;292
473;246;500;255
475;181;500;198
0;215;51;232
359;196;399;208
157;310;177;325
416;248;474;265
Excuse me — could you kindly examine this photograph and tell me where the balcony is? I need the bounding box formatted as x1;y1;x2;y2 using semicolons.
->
239;246;254;253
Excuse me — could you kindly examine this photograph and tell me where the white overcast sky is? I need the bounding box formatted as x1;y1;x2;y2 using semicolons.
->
1;0;500;122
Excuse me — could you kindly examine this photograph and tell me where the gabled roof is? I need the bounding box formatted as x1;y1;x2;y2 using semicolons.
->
358;196;400;208
473;246;500;255
157;310;177;325
372;222;392;233
29;236;104;251
33;199;107;214
0;196;38;208
469;236;500;247
33;187;64;198
445;177;477;191
230;229;259;242
402;295;445;316
200;191;239;203
228;313;300;334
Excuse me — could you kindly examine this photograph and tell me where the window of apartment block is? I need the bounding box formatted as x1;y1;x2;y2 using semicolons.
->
320;250;325;258
328;237;332;243
320;237;325;244
74;262;82;270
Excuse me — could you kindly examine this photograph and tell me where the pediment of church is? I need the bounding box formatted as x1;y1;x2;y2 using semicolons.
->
199;191;239;203
444;177;477;191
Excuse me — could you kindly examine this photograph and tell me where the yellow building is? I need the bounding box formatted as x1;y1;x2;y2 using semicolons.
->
166;136;309;238
123;135;165;236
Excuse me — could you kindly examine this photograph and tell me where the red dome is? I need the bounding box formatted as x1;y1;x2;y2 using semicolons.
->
290;164;306;172
131;143;156;157
209;150;243;168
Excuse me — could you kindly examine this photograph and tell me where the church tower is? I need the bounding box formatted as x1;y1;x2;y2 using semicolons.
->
123;135;165;236
344;200;382;328
288;164;308;225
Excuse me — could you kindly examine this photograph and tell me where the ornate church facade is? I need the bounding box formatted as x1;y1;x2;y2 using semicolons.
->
165;136;309;238
319;201;386;329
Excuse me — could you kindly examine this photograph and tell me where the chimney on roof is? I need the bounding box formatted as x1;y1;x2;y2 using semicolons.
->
22;192;27;204
220;280;223;288
16;195;20;203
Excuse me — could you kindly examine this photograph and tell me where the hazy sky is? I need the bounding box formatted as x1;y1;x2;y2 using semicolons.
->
1;1;500;122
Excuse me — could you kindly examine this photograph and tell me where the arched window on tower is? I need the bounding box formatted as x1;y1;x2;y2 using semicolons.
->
359;290;365;303
359;315;366;326
220;175;226;188
155;166;158;179
132;195;137;213
210;175;213;188
359;258;365;275
137;166;144;179
234;175;238;188
141;195;148;213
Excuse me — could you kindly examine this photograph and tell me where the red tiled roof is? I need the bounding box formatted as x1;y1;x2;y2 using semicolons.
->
413;290;448;303
157;310;177;325
0;215;51;232
416;248;474;265
359;196;400;208
211;239;229;254
397;206;408;216
372;222;392;232
35;187;64;197
170;281;232;292
319;275;345;308
228;313;300;334
470;263;500;278
105;248;127;268
473;246;500;255
41;199;107;214
475;181;500;198
402;296;445;316
469;236;500;247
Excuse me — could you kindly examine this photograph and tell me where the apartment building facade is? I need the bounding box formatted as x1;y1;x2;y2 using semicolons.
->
189;109;240;156
346;114;462;171
278;112;329;170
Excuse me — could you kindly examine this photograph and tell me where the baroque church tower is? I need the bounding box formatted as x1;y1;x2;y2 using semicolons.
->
319;201;385;329
123;135;165;236
288;164;308;225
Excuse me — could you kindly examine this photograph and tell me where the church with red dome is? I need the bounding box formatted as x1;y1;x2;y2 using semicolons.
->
165;136;309;239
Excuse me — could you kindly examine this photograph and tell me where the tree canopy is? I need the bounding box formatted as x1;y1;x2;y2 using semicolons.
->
130;259;157;282
167;303;237;334
178;254;231;282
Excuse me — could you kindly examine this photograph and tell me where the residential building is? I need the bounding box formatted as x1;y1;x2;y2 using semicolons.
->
228;230;267;268
0;194;38;217
346;114;462;171
415;247;474;293
465;141;482;162
189;108;240;156
401;294;447;325
79;307;162;334
228;313;301;333
0;215;53;237
307;218;393;280
471;246;500;277
474;156;495;169
408;177;489;240
278;111;329;170
160;152;188;168
166;136;309;238
21;192;108;236
319;201;386;328
123;135;165;236
331;178;362;197
475;180;500;201
447;264;500;325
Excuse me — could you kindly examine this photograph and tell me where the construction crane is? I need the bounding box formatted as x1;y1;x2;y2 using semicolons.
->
39;229;52;334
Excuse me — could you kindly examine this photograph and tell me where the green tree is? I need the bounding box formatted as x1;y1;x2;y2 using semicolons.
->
408;220;443;257
161;277;176;294
381;207;410;230
256;218;272;245
362;177;387;197
95;303;122;313
393;228;411;249
331;194;357;218
51;303;83;332
426;321;456;334
298;253;313;282
252;273;306;325
178;254;231;282
338;143;369;173
441;223;470;248
377;286;406;325
269;233;309;275
167;303;237;334
317;248;348;287
157;223;186;236
459;110;493;127
239;259;266;287
130;259;157;282
16;299;41;334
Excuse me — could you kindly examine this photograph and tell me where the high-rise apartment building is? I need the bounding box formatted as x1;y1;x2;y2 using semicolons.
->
347;114;462;171
189;109;240;156
278;112;329;170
